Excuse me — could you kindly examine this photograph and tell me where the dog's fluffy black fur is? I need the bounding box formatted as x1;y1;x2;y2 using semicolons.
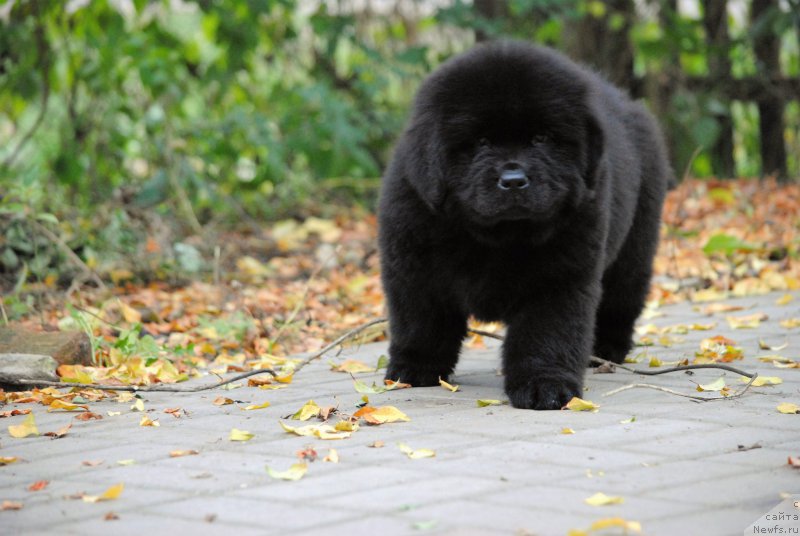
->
379;41;671;410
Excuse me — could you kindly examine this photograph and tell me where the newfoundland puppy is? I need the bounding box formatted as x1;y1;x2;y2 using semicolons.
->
379;41;672;410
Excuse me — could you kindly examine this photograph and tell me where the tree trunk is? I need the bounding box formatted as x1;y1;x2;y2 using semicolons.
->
752;0;788;180
565;0;635;91
702;0;736;178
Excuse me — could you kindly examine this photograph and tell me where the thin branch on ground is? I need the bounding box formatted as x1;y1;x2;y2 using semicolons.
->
292;317;388;375
16;368;276;393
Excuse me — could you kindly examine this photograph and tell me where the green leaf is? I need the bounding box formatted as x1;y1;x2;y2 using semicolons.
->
702;234;757;256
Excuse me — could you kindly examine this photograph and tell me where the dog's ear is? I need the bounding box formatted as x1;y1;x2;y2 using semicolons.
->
400;122;447;211
583;112;604;191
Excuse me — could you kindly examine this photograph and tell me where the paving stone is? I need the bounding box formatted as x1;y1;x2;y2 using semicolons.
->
1;290;798;534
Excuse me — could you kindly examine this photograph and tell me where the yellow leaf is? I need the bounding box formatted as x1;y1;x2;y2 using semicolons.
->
356;406;410;425
398;443;436;459
169;450;199;457
742;376;782;387
118;300;142;324
139;415;159;427
230;428;254;441
648;355;663;367
584;492;625;506
780;318;800;328
567;530;589;536
47;399;88;412
334;420;359;432
266;463;307;481
8;413;38;438
564;397;599;412
82;483;124;503
477;399;504;407
758;340;789;351
561;428;575;435
692;289;728;302
438;377;459;392
620;416;636;424
0;456;19;466
776;294;794;306
243;401;270;411
291;400;321;421
131;399;145;412
278;421;351;440
726;313;767;329
213;396;233;406
323;449;339;463
589;517;641;532
331;359;374;374
107;411;121;417
116;459;135;466
696;377;726;392
275;374;293;384
776;403;800;414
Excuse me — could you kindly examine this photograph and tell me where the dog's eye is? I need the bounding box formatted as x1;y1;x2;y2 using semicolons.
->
531;134;550;145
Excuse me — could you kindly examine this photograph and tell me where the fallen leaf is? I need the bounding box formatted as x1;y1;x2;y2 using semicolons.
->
0;409;31;418
75;412;103;421
695;377;727;392
477;399;505;407
742;376;782;387
104;512;120;521
82;460;104;466
334;420;359;432
279;421;352;440
27;480;49;492
564;397;599;412
0;456;20;466
169;450;199;458
118;300;142;323
695;336;743;363
353;379;390;394
589;517;641;532
229;428;254;441
242;401;271;411
164;408;183;418
266;463;307;481
368;440;385;448
354;405;410;425
620;416;636;424
561;428;575;435
82;483;124;503
139;415;159;427
758;340;789;351
116;459;135;466
703;303;743;314
780;318;800;328
330;359;374;374
387;380;414;391
296;447;318;461
8;413;39;438
213;397;234;406
323;449;339;463
43;422;72;438
788;456;800;468
398;443;435;459
648;356;663;367
439;377;459;392
777;403;800;414
726;313;767;329
584;492;624;506
130;399;145;412
776;294;794;306
1;501;23;510
291;400;321;421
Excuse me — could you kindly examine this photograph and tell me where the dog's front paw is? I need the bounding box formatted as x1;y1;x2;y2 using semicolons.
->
384;361;446;387
505;378;581;410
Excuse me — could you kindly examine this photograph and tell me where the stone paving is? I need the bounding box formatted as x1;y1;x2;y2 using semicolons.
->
1;291;799;535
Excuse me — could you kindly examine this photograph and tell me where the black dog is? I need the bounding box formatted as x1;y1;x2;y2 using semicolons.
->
379;41;671;410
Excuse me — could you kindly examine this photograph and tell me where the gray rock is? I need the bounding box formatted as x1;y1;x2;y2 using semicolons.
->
0;353;58;384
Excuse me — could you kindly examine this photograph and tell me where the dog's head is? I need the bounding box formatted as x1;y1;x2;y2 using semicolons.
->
401;42;604;243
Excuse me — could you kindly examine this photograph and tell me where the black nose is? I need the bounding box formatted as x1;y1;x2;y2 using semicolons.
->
498;168;530;190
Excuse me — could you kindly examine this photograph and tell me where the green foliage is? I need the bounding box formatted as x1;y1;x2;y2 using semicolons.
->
702;233;758;256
